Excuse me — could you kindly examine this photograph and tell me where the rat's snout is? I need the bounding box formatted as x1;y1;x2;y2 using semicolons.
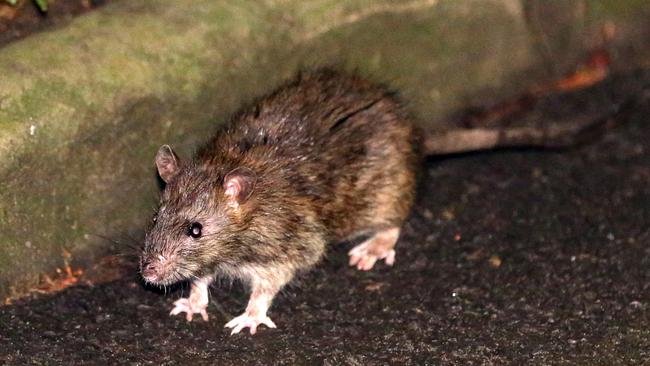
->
140;260;160;283
140;254;176;285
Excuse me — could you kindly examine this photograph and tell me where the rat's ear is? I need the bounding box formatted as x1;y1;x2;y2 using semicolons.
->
155;145;181;183
223;167;257;204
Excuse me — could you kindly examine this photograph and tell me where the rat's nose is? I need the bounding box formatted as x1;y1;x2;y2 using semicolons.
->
141;261;160;283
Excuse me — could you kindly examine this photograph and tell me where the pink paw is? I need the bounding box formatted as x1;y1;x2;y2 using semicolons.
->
348;241;396;271
169;298;209;322
224;312;276;335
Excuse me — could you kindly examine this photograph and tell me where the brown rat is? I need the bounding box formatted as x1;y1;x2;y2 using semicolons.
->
140;68;620;334
141;69;419;334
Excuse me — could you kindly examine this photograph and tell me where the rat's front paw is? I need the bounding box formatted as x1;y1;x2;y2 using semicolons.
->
224;312;276;335
169;297;209;322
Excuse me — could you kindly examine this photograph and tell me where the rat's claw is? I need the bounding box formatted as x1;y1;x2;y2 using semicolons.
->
225;312;276;335
348;241;396;271
169;298;190;317
358;255;378;271
169;298;209;322
384;249;396;266
348;228;399;271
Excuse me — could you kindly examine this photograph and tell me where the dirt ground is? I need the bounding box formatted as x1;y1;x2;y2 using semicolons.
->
1;70;649;365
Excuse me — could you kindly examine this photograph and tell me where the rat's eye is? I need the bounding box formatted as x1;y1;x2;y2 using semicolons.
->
188;222;202;238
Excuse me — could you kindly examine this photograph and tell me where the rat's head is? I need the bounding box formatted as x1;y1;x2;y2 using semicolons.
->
140;145;256;286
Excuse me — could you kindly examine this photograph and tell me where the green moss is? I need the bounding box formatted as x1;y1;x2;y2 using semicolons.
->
588;0;650;19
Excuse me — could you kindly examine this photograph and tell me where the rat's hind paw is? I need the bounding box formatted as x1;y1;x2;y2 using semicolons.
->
348;227;399;271
225;312;276;335
348;243;396;271
169;297;209;322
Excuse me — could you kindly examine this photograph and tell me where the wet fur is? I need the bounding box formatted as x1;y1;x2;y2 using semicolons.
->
142;69;419;287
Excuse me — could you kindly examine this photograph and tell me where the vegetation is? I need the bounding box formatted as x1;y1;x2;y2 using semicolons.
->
5;0;48;12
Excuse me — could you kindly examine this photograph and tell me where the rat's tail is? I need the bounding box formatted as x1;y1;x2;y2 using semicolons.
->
421;95;640;155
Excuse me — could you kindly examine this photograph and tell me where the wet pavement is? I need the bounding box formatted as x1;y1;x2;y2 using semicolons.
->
1;71;649;365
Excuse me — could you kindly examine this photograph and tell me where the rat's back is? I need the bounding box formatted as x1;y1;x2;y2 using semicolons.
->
198;69;419;243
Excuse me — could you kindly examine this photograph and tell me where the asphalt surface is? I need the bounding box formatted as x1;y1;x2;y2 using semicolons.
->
1;71;649;365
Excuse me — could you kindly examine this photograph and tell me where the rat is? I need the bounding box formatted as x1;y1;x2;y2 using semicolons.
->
140;68;619;334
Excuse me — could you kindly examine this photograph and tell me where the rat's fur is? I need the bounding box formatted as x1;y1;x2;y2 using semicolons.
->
141;69;419;331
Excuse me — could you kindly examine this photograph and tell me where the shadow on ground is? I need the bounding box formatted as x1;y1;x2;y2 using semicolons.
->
1;72;649;365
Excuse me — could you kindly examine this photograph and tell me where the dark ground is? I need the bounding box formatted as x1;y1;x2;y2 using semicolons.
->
1;71;649;365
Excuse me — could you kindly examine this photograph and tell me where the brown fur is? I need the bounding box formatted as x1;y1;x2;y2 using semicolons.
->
141;68;419;288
